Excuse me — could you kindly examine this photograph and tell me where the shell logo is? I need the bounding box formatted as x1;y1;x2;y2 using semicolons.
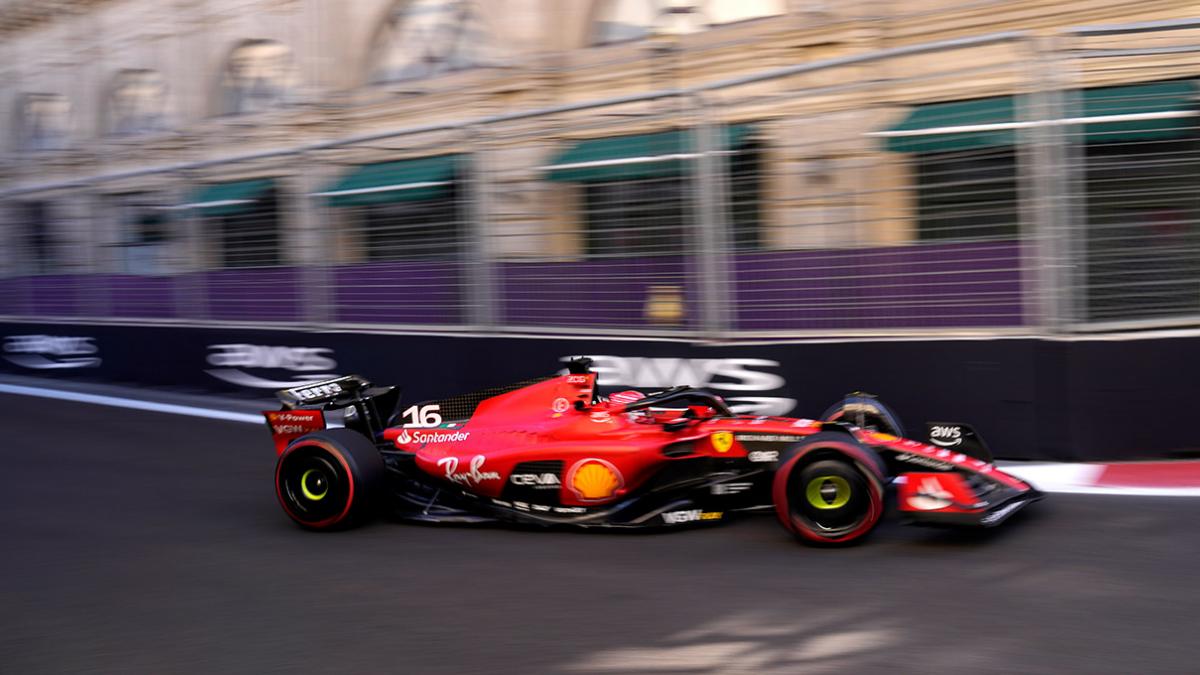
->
567;458;624;501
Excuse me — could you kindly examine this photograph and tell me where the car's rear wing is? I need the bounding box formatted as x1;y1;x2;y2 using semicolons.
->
273;374;402;441
277;375;374;408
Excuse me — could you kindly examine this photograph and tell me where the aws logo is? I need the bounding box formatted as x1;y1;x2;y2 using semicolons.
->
205;343;339;388
929;425;964;448
3;335;101;370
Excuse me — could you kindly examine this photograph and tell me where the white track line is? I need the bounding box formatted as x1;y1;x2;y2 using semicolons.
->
1029;485;1200;497
999;462;1200;496
2;382;1198;496
0;383;264;424
998;462;1105;489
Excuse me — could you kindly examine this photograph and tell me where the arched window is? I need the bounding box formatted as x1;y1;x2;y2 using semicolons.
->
109;69;168;135
369;0;500;84
591;0;788;46
221;40;297;115
17;93;71;151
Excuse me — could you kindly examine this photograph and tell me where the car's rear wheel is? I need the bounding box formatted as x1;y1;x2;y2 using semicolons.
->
275;429;385;530
773;437;885;546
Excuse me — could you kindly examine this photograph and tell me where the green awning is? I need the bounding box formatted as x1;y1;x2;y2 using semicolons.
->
183;178;274;216
320;155;460;207
882;80;1198;153
884;97;1016;153
1083;81;1199;143
544;124;754;182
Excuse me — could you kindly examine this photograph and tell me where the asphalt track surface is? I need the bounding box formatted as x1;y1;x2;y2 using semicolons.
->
3;393;1199;675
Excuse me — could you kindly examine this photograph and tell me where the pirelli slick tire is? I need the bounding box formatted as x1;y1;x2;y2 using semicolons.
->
275;429;386;531
773;433;886;547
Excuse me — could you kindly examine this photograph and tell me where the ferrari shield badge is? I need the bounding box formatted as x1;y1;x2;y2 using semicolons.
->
711;432;733;453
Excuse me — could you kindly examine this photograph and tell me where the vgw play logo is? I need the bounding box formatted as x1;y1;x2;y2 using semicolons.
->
561;355;796;416
3;335;101;370
205;343;339;389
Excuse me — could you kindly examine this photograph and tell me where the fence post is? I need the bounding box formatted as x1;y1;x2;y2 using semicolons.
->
1021;36;1070;332
297;152;334;326
690;94;734;338
175;172;209;322
82;187;112;320
464;127;498;330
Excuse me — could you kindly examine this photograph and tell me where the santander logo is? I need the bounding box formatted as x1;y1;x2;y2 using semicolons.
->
395;428;469;446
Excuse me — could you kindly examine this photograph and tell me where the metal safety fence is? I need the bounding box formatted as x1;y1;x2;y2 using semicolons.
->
2;18;1200;338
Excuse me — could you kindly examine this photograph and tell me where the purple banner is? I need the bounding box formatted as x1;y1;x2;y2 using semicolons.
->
333;260;463;325
732;240;1025;330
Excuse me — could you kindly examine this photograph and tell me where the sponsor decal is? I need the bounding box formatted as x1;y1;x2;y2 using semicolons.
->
412;430;469;444
711;432;733;453
264;410;325;436
792;418;817;427
929;425;963;448
566;375;589;384
734;434;802;443
206;343;337;388
567;458;623;501
552;397;570;414
3;334;100;369
437;455;500;485
896;453;954;471
747;450;780;463
396;428;468;446
711;482;754;496
553;506;587;514
661;510;723;524
589;411;612;423
510;472;561;489
907;476;955;511
287;381;344;402
562;355;795;416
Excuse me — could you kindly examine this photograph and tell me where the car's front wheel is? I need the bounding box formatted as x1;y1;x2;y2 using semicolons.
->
773;436;885;546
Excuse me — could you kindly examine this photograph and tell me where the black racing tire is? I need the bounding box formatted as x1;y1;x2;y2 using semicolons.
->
821;393;905;438
772;435;886;546
274;429;386;531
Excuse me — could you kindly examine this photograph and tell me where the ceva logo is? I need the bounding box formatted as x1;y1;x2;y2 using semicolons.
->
3;335;101;370
561;355;796;416
205;343;339;389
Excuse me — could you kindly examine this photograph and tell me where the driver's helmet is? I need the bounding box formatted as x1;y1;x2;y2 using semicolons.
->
609;390;646;406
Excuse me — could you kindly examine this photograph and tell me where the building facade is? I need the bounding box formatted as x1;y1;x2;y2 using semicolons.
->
2;0;1199;336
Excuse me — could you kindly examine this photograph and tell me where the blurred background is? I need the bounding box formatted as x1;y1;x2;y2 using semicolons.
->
5;5;1200;675
3;1;1200;465
1;0;1198;336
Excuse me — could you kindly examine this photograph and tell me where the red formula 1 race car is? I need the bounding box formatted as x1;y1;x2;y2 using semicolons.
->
265;358;1041;546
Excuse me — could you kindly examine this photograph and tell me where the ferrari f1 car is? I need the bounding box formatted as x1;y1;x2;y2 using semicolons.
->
265;358;1041;546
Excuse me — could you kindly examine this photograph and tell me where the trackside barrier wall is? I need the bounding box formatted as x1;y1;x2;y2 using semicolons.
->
3;319;1199;463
